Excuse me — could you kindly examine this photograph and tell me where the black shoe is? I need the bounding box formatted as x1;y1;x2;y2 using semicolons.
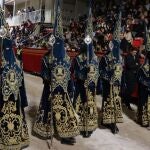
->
82;131;91;138
101;121;111;129
115;125;119;133
61;138;75;145
111;123;119;134
82;133;91;138
141;124;149;128
69;137;76;143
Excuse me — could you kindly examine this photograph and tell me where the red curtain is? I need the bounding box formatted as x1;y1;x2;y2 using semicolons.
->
22;48;48;74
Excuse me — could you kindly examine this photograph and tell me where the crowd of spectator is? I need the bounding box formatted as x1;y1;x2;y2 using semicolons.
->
64;0;150;53
7;6;35;18
16;6;35;16
9;0;150;53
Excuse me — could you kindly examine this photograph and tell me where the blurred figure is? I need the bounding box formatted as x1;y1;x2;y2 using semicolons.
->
123;46;140;109
71;4;99;138
137;56;150;127
0;8;29;149
33;0;79;145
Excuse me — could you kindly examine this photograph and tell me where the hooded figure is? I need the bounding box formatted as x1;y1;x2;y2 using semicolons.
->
71;1;99;137
99;7;123;134
33;0;79;145
136;26;150;127
0;8;29;149
137;58;150;127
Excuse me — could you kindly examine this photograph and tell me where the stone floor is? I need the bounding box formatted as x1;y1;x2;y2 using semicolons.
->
23;73;150;150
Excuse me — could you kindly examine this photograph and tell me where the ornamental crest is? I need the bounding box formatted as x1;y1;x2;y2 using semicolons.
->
51;60;70;92
2;64;23;101
87;59;99;84
53;65;66;81
111;63;122;83
143;63;149;77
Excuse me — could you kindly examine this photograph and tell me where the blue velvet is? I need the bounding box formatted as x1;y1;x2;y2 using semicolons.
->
112;40;120;63
3;38;16;64
1;38;28;108
52;0;66;61
53;37;66;61
88;43;95;61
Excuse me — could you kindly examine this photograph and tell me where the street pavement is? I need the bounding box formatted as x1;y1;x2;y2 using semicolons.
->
24;73;150;150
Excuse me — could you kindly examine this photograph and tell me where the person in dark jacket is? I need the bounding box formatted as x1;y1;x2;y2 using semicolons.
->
123;46;140;110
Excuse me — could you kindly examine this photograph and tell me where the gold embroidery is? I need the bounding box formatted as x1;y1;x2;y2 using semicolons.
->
111;64;122;83
53;93;79;138
0;101;29;149
16;48;22;56
75;91;98;132
142;105;149;126
102;85;123;124
142;63;150;77
139;96;150;126
2;66;23;101
33;109;54;138
87;63;99;85
51;63;70;92
1;101;16;114
137;96;150;126
33;93;79;138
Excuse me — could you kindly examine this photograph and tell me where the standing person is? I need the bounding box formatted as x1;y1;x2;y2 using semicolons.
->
71;2;99;138
124;46;140;109
137;56;150;127
0;8;29;149
99;5;123;134
99;41;123;134
33;0;79;145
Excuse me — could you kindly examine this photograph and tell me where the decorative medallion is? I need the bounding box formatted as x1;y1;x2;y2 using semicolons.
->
2;64;23;101
51;60;70;92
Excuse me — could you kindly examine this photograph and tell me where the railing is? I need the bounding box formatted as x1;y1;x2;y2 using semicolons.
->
6;9;42;26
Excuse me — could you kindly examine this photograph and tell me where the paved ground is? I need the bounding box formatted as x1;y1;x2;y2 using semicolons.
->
23;73;150;150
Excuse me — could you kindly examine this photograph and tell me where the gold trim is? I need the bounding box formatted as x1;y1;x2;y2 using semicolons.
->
33;93;80;138
75;91;98;132
102;85;123;124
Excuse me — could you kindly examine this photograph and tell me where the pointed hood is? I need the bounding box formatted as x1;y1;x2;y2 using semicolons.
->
53;0;66;61
85;0;95;61
145;25;150;52
113;9;122;42
0;7;16;64
1;7;23;101
0;7;4;27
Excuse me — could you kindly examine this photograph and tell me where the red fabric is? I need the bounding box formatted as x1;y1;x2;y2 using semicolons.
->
131;83;139;98
13;47;17;53
132;38;144;48
13;47;105;74
67;51;78;59
22;48;48;73
95;51;105;57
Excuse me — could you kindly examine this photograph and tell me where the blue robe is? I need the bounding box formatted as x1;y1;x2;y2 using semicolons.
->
0;38;29;149
33;51;79;138
137;62;150;127
72;53;99;132
99;50;123;124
